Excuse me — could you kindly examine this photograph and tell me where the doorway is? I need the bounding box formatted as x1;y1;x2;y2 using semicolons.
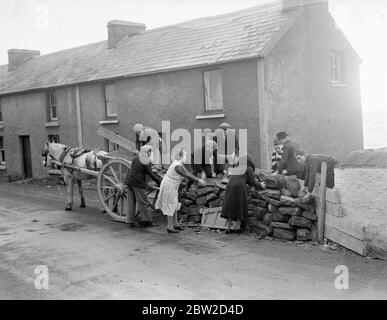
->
20;136;32;178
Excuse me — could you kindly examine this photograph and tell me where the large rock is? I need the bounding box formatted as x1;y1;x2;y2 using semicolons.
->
256;207;268;215
268;204;280;213
180;198;194;207
281;188;293;197
279;206;301;216
280;196;299;207
273;228;296;241
299;203;316;214
270;222;294;230
189;215;202;224
261;195;282;207
248;217;259;228
260;189;282;200
248;210;266;221
206;193;218;203
208;198;223;208
289;216;313;230
302;211;318;222
196;195;208;206
264;214;273;225
180;191;196;201
297;229;312;241
256;222;273;237
196;187;214;197
272;213;290;223
250;199;268;208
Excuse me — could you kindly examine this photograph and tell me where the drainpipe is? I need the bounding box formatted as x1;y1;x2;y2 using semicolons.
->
257;58;271;170
75;86;83;148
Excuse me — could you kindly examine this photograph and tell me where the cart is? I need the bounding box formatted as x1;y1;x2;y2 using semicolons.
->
53;127;161;223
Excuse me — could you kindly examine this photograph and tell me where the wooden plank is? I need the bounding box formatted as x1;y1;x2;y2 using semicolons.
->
326;201;343;218
98;127;137;153
201;207;240;230
317;162;327;243
312;184;340;204
325;225;367;256
325;213;367;256
325;214;366;241
51;160;100;177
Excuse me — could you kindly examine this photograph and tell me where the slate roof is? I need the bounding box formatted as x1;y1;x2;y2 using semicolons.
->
0;0;300;96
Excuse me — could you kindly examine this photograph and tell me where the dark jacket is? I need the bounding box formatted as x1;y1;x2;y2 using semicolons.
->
304;154;337;193
277;140;300;175
125;156;162;189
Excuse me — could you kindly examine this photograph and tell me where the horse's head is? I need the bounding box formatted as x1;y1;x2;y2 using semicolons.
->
41;142;51;167
42;142;65;167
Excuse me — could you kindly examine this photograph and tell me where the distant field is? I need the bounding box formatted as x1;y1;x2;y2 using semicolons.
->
363;108;387;149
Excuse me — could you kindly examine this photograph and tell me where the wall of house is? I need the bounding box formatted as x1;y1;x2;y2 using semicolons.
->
1;88;78;178
1;59;260;178
80;59;261;166
265;4;363;162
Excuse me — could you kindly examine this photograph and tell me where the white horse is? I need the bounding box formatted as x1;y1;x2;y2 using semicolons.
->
42;142;108;211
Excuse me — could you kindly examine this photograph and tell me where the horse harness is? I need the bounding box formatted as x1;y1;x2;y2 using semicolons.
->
45;146;96;171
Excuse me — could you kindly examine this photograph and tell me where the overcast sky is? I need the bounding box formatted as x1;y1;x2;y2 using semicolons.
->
0;0;386;147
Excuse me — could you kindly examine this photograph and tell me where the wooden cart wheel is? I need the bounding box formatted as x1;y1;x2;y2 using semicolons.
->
97;159;131;223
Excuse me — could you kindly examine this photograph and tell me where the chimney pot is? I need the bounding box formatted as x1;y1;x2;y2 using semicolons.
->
8;49;40;71
107;20;146;49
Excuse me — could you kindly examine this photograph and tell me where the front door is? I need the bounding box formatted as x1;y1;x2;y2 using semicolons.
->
20;136;32;178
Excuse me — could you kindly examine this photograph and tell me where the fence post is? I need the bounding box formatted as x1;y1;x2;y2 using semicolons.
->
317;162;327;243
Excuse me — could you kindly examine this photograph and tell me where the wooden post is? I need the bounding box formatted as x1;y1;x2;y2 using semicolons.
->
317;162;327;243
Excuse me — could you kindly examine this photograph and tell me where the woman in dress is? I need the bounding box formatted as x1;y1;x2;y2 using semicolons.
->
221;154;266;233
156;148;206;233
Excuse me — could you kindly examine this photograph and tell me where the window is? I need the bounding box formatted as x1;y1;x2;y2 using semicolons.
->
48;135;60;143
104;84;118;118
105;138;120;153
0;136;5;166
47;91;58;121
331;51;346;84
204;70;224;111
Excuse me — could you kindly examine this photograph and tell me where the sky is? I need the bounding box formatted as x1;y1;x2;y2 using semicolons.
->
0;0;386;148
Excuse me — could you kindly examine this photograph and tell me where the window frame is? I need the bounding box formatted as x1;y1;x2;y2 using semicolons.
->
0;136;5;166
105;138;120;153
331;51;346;85
203;69;224;112
104;83;118;119
48;134;60;143
47;91;58;122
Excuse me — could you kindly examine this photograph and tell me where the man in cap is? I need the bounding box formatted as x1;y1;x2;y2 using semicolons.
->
125;145;162;228
273;131;300;176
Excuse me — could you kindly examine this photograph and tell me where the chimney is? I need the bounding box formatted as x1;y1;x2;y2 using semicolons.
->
8;49;40;71
107;20;146;49
282;0;328;12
